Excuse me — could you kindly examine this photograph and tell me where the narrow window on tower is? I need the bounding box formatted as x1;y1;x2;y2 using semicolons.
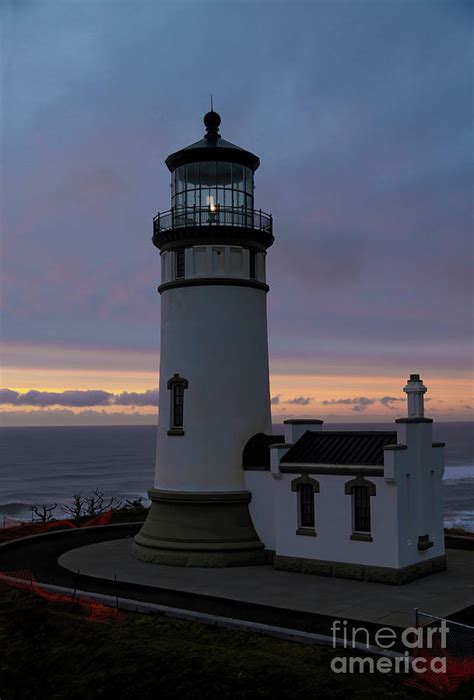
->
249;250;256;279
167;374;189;436
175;249;185;279
172;384;184;427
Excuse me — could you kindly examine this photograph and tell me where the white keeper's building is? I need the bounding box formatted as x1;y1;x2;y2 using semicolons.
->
133;110;446;584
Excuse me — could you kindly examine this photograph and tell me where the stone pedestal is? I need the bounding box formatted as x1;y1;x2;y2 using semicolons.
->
132;489;264;566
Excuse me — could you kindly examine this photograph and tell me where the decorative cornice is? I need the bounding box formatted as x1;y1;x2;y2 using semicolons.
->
344;475;377;496
153;225;274;251
296;527;317;537
350;532;373;542
280;465;384;477
158;278;269;294
395;417;433;424
290;474;320;492
167;373;189;390
167;428;185;436
148;488;252;504
283;419;324;425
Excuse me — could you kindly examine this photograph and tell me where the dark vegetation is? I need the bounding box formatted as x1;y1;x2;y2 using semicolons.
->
444;527;474;539
0;496;147;543
2;584;472;699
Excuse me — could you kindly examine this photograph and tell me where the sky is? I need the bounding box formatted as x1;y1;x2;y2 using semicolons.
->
1;0;472;426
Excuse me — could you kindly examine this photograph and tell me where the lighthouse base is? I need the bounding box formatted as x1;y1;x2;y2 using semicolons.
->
132;488;265;567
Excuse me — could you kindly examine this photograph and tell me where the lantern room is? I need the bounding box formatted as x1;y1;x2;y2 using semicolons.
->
153;110;272;235
171;160;254;223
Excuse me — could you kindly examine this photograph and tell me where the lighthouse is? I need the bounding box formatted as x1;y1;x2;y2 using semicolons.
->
133;110;274;566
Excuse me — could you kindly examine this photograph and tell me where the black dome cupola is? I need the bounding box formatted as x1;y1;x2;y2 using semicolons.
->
165;111;260;172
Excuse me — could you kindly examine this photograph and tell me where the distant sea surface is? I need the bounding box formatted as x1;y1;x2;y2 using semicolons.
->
0;423;473;530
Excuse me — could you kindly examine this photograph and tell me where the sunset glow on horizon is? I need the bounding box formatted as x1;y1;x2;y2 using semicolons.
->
2;1;472;427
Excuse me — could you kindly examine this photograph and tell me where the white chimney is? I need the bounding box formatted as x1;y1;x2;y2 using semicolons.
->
403;373;427;418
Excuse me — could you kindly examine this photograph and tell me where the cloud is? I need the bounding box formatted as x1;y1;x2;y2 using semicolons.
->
321;397;375;406
0;388;159;407
321;396;376;413
286;397;313;406
464;405;472;410
379;396;405;408
0;388;19;404
271;395;313;406
0;409;156;427
114;389;159;406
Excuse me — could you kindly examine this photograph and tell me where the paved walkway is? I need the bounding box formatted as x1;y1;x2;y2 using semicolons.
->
59;540;474;628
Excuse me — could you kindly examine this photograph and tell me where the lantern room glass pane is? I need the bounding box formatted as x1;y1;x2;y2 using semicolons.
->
186;162;200;187
175;165;186;193
234;190;244;208
174;192;185;210
217;162;232;188
200;161;216;187
245;167;253;194
232;163;244;190
216;187;225;209
224;188;233;208
186;189;196;208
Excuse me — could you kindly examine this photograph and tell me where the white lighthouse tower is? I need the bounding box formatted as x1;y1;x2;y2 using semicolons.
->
133;110;274;566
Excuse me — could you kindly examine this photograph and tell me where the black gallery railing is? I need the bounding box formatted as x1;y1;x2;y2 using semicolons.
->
153;206;273;235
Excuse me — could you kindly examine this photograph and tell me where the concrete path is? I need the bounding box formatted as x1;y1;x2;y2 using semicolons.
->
59;540;474;628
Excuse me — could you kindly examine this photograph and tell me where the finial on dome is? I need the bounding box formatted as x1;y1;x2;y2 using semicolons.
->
204;105;221;140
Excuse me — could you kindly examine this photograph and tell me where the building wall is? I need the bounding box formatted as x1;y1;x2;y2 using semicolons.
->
155;284;272;492
245;471;275;550
387;422;445;568
161;246;266;284
271;473;400;568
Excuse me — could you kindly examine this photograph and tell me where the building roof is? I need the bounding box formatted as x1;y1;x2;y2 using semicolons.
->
281;431;397;467
243;433;285;470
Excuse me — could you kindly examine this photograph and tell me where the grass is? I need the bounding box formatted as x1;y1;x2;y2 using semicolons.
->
3;583;472;700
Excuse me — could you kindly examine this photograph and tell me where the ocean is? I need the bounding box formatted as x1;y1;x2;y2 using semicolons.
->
0;423;473;530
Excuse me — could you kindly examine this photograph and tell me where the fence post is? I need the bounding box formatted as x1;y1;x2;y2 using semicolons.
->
73;569;80;599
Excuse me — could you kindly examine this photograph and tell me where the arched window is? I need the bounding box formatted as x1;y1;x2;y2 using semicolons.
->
291;475;320;535
167;374;189;436
353;485;371;533
345;477;376;541
299;483;315;528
